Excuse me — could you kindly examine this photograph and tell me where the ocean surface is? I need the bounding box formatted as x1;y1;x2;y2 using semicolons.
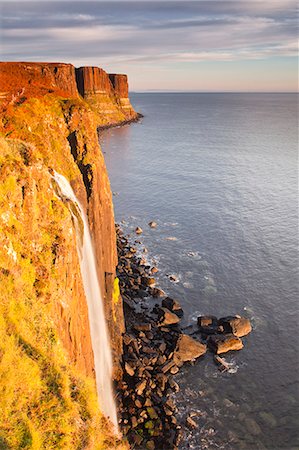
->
100;93;298;450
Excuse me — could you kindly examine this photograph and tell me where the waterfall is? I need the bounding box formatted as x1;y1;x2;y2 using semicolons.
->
52;171;118;430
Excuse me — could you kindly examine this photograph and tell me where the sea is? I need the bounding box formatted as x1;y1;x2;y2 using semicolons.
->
100;93;298;450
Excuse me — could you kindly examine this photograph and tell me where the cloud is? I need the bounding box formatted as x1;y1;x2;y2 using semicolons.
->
0;1;297;90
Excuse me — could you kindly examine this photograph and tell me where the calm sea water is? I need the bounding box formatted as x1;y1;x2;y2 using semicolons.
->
100;93;298;450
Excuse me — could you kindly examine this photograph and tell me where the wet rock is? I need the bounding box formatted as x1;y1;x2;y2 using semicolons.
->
219;316;252;337
158;307;181;326
245;417;262;435
150;288;166;298
162;297;183;317
148;221;157;228
186;415;198;429
142;276;156;287
197;315;218;327
173;334;207;366
161;360;176;373
134;323;151;332
259;411;277;428
168;274;179;282
135;226;143;234
208;334;243;354
151;266;159;274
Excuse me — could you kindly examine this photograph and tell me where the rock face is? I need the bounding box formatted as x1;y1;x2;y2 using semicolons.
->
0;61;138;125
76;66;113;96
0;61;79;101
76;66;137;122
0;61;134;446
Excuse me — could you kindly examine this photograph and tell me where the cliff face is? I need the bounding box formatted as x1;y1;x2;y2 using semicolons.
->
0;61;79;100
75;66;136;123
0;61;131;448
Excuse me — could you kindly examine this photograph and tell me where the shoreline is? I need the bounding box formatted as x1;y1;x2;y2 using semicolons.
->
97;113;144;133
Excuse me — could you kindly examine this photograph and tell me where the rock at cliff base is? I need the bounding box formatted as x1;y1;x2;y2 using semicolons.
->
151;288;166;298
186;415;198;429
173;334;207;366
125;362;135;376
158;307;181;327
162;297;183;317
148;221;157;228
219;316;252;337
208;334;243;354
197;315;218;327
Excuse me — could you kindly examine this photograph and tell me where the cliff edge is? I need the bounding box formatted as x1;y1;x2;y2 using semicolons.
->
0;61;134;449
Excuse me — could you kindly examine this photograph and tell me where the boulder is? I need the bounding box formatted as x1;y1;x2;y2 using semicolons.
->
186;416;198;429
208;334;243;354
151;288;166;298
148;221;157;228
134;323;151;332
173;334;207;366
135;227;143;234
158;307;181;326
162;297;183;317
125;362;135;376
219;316;252;337
197;315;218;327
142;276;156;287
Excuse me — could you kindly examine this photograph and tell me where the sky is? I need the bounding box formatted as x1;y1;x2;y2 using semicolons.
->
0;1;298;92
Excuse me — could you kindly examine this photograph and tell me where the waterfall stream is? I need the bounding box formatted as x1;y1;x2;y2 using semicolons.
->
52;171;118;430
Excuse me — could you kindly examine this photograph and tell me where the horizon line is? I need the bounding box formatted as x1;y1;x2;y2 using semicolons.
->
130;91;298;94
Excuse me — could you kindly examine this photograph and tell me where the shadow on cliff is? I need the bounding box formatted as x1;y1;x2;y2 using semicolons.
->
67;131;93;199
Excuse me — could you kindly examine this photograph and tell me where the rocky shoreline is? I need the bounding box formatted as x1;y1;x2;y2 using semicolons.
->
115;224;252;450
97;113;144;133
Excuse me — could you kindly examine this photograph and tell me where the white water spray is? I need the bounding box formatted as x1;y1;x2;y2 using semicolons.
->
53;171;118;430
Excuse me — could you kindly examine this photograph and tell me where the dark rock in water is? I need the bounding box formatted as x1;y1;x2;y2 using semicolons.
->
161;360;176;373
134;323;151;332
173;334;207;366
158;307;181;326
208;333;243;354
219;316;252;337
186;415;198;429
148;221;157;228
142;276;156;287
162;297;184;317
197;315;218;327
150;287;166;298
